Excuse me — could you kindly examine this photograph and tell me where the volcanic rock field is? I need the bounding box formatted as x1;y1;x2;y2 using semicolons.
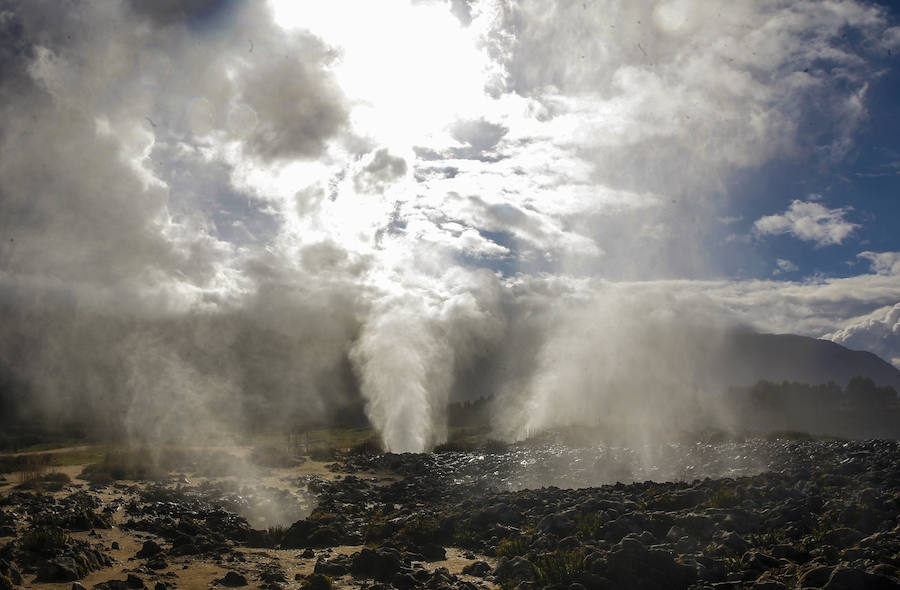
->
3;438;900;590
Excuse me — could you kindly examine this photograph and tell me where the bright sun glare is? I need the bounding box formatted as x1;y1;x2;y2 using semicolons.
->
269;0;493;152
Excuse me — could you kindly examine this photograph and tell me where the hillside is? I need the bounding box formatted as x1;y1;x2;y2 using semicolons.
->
718;330;900;391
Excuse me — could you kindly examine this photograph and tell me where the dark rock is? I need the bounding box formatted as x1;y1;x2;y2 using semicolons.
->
742;551;782;572
473;504;523;527
38;558;79;582
136;540;162;559
0;561;21;586
126;573;144;588
72;583;88;590
146;556;167;570
770;544;806;562
170;543;199;556
824;567;867;590
538;513;575;537
822;528;864;548
861;573;900;590
462;561;491;577
605;539;695;590
420;543;446;561
493;557;535;582
218;571;248;587
718;531;751;553
154;583;168;590
314;554;351;577
350;548;404;582
282;520;344;548
391;572;418;589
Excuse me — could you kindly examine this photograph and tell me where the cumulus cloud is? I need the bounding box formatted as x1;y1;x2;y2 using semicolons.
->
826;304;900;369
754;199;859;247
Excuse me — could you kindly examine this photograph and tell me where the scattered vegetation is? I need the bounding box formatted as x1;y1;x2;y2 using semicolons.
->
18;471;71;492
79;447;168;484
394;516;443;546
249;444;303;468
20;527;69;554
532;549;588;587
747;529;789;548
706;485;742;509
575;512;603;540
495;535;532;559
302;573;333;590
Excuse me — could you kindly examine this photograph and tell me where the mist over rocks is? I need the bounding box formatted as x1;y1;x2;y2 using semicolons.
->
2;279;900;450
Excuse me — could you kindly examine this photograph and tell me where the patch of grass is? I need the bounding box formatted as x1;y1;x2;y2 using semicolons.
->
722;554;749;574
48;448;107;467
18;471;71;492
79;447;167;484
706;486;742;509
21;527;69;554
304;428;376;452
495;535;532;559
17;454;51;488
395;516;443;545
532;548;588;587
249;444;303;468
747;529;788;548
575;512;603;540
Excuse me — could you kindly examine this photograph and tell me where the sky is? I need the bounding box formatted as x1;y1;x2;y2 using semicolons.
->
1;0;899;451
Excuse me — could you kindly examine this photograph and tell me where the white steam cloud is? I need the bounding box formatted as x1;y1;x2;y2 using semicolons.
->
0;0;898;451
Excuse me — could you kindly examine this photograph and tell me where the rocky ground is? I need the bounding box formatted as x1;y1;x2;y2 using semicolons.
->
3;437;900;590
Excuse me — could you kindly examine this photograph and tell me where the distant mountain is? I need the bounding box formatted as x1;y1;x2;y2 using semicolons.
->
719;330;900;391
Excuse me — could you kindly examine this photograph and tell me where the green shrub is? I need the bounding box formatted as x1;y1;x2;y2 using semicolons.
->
532;549;588;587
575;512;603;539
395;516;442;545
21;527;69;554
495;535;531;559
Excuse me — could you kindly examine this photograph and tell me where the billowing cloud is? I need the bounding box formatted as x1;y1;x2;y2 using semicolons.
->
754;199;859;247
1;0;899;452
826;304;900;369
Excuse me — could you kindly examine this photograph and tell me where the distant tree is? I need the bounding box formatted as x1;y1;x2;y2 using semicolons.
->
846;376;896;407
